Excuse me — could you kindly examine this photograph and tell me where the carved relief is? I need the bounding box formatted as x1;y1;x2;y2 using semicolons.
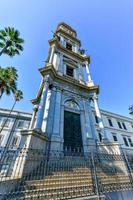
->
65;100;79;110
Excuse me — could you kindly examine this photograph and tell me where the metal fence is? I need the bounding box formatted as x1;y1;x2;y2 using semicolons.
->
0;146;133;200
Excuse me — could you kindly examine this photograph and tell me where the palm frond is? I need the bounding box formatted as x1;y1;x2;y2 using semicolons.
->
0;27;24;57
0;42;5;48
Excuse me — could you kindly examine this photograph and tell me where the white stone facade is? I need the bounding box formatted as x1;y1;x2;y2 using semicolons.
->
1;22;133;199
0;108;31;148
0;107;133;152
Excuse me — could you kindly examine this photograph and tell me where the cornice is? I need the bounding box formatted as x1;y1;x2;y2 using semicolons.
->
92;107;133;122
58;43;90;63
55;29;80;45
56;22;77;35
48;38;57;46
48;39;90;63
31;82;44;105
39;63;99;93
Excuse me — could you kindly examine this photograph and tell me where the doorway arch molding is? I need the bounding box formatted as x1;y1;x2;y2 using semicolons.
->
63;96;84;111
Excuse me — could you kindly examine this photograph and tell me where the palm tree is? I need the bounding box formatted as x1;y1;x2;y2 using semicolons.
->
0;27;24;57
0;66;18;98
0;90;23;134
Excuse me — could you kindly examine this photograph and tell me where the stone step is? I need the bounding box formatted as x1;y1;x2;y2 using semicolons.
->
98;173;130;177
100;180;130;185
48;172;92;178
47;168;91;173
102;183;133;192
100;176;130;180
6;185;94;200
26;175;92;184
97;174;129;178
25;180;93;189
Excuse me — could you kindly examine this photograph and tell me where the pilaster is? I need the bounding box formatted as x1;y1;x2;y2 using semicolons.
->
42;89;52;132
29;105;38;129
46;87;56;136
58;53;63;75
49;45;55;64
88;99;97;141
35;76;49;131
52;88;62;136
92;94;108;141
85;60;92;82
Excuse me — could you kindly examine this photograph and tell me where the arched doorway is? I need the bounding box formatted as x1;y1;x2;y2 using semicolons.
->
63;100;83;153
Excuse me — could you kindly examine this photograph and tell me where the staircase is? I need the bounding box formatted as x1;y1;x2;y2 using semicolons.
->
96;163;133;193
2;157;96;200
1;152;133;200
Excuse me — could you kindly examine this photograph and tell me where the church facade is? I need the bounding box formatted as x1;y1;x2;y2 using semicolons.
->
29;22;108;154
0;22;133;200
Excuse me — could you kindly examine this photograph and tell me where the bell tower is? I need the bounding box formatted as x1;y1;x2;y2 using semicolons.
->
29;22;107;153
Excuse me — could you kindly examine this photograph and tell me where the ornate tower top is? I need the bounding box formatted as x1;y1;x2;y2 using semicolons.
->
33;22;99;105
56;22;77;38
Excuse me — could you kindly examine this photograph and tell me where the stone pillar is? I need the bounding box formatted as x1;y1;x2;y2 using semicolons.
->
46;87;56;136
29;105;38;129
53;53;58;69
35;78;49;130
49;45;55;64
41;89;52;133
92;94;107;140
74;44;79;53
58;53;63;75
53;88;62;135
88;99;97;141
60;104;64;151
50;88;62;151
74;67;79;80
85;60;92;82
60;36;64;45
78;63;84;82
83;100;93;139
80;110;87;150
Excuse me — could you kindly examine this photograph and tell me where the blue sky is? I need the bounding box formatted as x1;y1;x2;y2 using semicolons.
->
0;0;133;117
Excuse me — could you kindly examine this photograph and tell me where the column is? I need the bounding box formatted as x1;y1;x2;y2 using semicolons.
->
73;66;79;80
58;53;63;74
80;110;87;148
92;94;107;140
74;44;79;53
53;88;62;135
78;64;84;82
49;45;55;64
46;87;56;136
29;105;38;129
83;100;93;139
88;99;97;140
41;89;52;133
60;36;64;46
35;79;49;130
85;61;92;82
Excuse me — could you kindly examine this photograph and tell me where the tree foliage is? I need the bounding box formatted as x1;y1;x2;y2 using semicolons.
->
0;67;18;98
0;27;24;57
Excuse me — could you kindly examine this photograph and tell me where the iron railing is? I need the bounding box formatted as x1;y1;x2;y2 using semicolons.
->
0;146;133;199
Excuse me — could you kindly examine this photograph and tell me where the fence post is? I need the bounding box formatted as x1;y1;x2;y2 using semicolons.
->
120;145;133;186
91;151;101;200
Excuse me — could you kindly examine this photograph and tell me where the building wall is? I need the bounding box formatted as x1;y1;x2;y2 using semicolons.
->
0;107;133;152
92;109;133;151
0;108;31;148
